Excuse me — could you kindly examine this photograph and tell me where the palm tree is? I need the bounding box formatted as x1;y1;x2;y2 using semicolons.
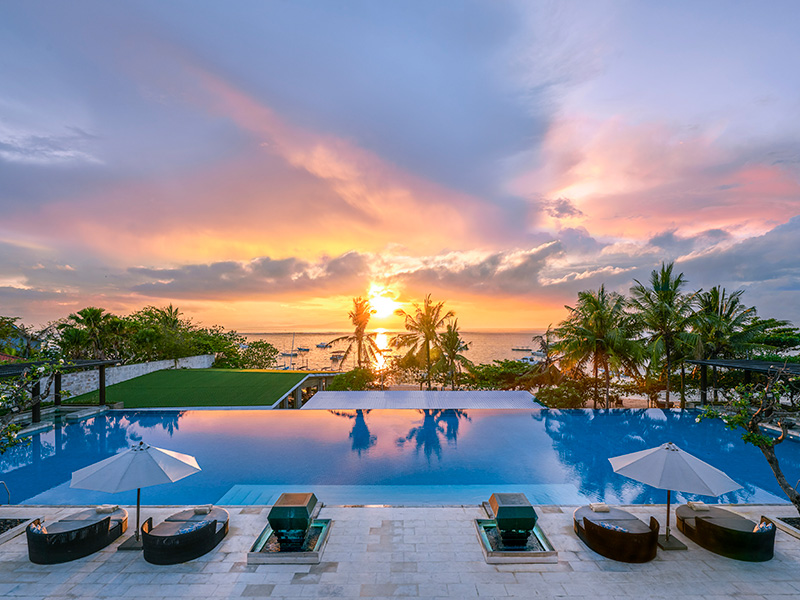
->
65;307;113;359
434;320;473;390
530;325;562;388
393;294;455;390
554;285;643;409
690;286;761;401
329;297;380;369
629;262;696;407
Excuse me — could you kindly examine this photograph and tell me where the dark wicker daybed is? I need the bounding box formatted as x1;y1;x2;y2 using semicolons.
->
26;507;128;564
141;506;229;565
675;504;775;562
573;505;659;563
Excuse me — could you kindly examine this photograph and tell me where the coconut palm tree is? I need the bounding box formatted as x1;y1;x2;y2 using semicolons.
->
554;285;643;409
690;286;762;401
64;307;113;359
434;320;473;390
629;262;696;407
393;294;455;390
329;297;380;369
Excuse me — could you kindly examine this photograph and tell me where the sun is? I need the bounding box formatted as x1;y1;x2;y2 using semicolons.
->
368;284;401;319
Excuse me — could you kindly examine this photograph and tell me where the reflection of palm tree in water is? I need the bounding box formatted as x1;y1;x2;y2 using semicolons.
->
535;409;770;503
132;411;185;436
328;410;376;455
397;409;471;461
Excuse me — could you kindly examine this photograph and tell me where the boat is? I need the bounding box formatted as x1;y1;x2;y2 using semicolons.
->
280;352;298;357
511;346;532;352
316;342;331;348
296;347;310;352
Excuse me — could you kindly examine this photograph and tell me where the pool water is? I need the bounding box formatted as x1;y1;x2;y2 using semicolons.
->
2;408;796;506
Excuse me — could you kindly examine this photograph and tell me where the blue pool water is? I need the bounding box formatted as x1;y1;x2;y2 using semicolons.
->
2;408;796;506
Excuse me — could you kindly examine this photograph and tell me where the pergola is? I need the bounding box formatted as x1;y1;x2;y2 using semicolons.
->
685;358;800;404
0;359;119;423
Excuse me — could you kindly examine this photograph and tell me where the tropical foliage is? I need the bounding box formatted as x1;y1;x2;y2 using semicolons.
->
554;285;643;409
328;297;380;369
328;368;376;391
393;294;454;390
433;320;472;390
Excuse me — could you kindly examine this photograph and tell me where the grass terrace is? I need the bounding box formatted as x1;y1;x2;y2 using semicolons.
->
66;369;309;408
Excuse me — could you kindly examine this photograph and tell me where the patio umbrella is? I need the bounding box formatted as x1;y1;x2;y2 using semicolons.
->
609;441;742;549
70;441;201;543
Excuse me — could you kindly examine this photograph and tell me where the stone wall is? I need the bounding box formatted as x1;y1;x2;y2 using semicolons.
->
41;354;215;403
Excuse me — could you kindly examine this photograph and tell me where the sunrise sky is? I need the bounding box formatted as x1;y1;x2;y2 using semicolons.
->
2;1;800;332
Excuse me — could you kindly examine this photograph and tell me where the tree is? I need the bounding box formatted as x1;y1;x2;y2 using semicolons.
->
629;262;696;407
700;368;800;514
329;297;380;369
434;320;473;390
691;287;762;401
394;294;454;390
0;361;66;453
328;368;376;391
239;340;279;369
62;307;113;359
747;317;800;356
555;285;643;409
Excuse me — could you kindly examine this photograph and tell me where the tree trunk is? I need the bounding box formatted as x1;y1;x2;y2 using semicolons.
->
592;360;599;409
604;365;611;410
665;344;671;405
425;341;431;390
760;443;800;515
680;362;686;410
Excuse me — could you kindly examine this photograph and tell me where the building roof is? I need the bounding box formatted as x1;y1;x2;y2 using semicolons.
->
0;359;119;379
686;358;800;377
301;390;542;410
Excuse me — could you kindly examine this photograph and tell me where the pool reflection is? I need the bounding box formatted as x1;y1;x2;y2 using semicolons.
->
2;408;797;506
396;409;471;461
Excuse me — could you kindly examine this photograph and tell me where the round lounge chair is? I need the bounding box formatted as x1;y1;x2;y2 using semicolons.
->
573;505;659;563
27;506;128;564
676;504;774;562
141;506;229;565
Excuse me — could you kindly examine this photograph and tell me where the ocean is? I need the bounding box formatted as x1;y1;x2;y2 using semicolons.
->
244;331;545;371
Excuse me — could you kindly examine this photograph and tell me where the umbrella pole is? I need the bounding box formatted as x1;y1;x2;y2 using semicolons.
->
665;489;671;540
135;488;141;542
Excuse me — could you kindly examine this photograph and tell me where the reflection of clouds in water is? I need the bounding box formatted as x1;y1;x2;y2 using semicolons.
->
625;434;645;444
546;421;562;433
644;409;667;422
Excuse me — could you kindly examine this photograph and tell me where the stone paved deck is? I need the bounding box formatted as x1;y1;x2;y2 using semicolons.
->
2;503;799;599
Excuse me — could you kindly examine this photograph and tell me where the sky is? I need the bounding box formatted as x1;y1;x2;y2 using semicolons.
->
2;0;800;332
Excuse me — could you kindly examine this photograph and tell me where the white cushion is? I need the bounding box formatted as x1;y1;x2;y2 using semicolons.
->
95;504;118;514
193;504;213;515
687;501;709;511
589;502;610;512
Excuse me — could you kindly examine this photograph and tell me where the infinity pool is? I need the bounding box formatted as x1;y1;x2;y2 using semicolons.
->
2;409;795;506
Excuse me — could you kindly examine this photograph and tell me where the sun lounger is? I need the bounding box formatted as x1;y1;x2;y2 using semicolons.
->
26;506;128;564
141;506;229;564
573;505;659;563
676;504;774;561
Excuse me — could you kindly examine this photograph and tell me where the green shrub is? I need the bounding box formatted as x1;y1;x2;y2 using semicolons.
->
328;368;375;391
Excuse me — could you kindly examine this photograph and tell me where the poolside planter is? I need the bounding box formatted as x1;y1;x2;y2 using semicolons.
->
267;493;318;551
489;493;538;546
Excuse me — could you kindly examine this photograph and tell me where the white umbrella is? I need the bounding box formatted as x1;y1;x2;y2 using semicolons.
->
609;441;742;548
71;441;201;542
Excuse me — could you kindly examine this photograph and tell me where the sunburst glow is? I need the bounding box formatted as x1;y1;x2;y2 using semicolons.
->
368;284;400;319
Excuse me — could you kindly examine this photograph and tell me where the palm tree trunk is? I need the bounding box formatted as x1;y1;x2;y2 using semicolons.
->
665;345;671;405
425;341;431;390
680;362;686;410
592;360;599;409
604;359;611;410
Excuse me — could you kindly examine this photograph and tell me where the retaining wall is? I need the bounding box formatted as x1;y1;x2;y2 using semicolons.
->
40;354;215;402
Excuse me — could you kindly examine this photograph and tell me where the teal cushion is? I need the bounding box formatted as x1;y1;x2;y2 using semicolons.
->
598;521;628;533
753;521;774;533
28;522;47;535
176;520;212;535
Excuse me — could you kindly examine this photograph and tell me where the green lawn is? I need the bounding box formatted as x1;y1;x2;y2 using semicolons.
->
66;369;309;408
